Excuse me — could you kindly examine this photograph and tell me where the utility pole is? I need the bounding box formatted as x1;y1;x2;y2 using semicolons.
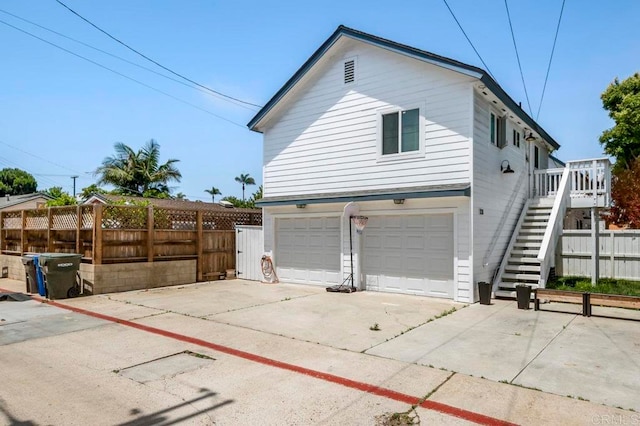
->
71;175;78;197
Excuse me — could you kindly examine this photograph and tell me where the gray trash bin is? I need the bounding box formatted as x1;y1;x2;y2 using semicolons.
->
39;253;82;300
22;255;39;293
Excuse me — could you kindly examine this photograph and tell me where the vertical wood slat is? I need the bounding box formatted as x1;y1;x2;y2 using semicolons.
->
21;210;26;254
94;204;103;264
76;205;81;255
196;211;203;282
47;208;53;252
147;206;154;262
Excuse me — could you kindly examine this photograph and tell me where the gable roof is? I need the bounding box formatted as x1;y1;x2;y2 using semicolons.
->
84;194;261;213
0;192;53;209
248;25;559;150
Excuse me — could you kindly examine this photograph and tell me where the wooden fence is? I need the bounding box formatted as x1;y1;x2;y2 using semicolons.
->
0;204;262;281
558;230;640;280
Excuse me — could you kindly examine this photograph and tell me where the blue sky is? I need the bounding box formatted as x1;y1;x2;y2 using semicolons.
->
1;0;638;201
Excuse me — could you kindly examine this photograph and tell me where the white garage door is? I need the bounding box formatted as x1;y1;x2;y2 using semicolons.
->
363;214;454;298
275;217;340;286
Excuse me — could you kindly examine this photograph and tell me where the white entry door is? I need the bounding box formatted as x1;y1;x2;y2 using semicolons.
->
275;217;341;286
363;214;454;298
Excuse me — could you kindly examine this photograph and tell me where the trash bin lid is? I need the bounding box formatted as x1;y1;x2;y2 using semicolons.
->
38;253;82;266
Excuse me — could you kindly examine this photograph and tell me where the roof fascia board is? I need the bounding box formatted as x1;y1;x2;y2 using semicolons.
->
480;75;559;150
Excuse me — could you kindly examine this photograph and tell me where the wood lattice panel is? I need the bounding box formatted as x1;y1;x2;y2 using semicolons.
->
52;207;78;230
154;208;197;230
102;205;148;230
1;211;22;229
25;210;47;229
81;205;94;229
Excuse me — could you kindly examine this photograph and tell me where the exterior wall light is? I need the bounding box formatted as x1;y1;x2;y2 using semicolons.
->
501;160;515;174
393;199;405;205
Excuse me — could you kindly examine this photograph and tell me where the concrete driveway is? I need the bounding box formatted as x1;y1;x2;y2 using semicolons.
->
1;278;638;425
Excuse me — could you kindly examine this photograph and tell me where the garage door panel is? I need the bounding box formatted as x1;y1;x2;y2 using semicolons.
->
364;214;454;298
276;217;340;286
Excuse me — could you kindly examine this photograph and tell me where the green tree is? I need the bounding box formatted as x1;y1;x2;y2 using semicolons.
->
95;139;181;197
221;195;254;208
174;192;187;200
0;168;38;196
234;173;255;201
599;73;640;170
204;186;221;202
252;185;263;202
79;184;107;200
43;186;77;206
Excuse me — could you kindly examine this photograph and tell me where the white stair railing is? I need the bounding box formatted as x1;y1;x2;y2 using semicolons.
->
567;158;612;207
537;167;571;287
533;168;564;197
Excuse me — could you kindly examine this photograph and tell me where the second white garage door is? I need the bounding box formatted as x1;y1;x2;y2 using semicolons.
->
363;214;454;298
275;217;341;286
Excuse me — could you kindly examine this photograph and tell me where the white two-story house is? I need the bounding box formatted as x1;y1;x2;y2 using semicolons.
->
248;26;610;303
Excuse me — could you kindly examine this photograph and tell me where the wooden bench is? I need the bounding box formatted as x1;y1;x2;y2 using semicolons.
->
535;288;640;318
535;289;589;316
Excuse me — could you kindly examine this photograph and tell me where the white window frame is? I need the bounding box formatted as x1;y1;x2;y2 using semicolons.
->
376;104;425;162
512;127;521;148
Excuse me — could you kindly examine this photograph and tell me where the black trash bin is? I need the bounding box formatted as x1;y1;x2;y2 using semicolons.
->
22;255;39;294
477;281;492;305
516;285;532;310
38;253;82;300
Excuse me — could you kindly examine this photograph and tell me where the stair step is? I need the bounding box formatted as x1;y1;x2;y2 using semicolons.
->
509;257;541;264
505;264;541;272
519;228;546;235
514;242;541;249
522;220;549;226
502;273;540;282
511;249;539;256
498;282;540;290
517;235;544;241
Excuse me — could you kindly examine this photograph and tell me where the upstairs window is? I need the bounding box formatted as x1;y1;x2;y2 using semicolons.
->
534;145;540;169
512;129;520;148
381;108;420;155
490;113;506;147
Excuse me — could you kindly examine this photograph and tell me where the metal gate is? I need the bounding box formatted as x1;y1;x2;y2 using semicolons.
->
235;225;264;281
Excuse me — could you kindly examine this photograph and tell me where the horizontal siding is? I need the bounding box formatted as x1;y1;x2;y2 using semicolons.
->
472;90;530;284
262;41;473;197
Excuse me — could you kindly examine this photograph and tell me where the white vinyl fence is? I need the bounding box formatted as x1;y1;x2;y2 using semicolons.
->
558;230;640;280
235;225;264;281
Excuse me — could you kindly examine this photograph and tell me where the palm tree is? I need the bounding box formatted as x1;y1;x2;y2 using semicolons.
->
204;186;221;202
95;139;181;197
175;192;187;200
235;173;255;201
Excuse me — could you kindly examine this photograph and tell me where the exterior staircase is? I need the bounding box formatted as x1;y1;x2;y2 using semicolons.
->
494;201;551;298
492;158;612;300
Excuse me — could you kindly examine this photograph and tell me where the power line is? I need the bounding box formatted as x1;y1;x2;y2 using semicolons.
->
0;155;69;189
441;0;495;80
504;0;533;116
0;8;259;112
0;139;84;175
537;0;566;120
0;19;247;128
55;0;263;109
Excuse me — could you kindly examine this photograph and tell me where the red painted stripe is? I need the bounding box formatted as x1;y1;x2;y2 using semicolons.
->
4;289;515;426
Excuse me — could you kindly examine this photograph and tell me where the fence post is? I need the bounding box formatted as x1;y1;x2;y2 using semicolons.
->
147;206;154;262
94;204;103;264
47;208;53;252
196;211;203;282
21;210;26;254
610;231;615;279
76;205;82;255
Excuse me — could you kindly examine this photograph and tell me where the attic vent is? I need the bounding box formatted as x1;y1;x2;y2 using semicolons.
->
344;59;355;84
